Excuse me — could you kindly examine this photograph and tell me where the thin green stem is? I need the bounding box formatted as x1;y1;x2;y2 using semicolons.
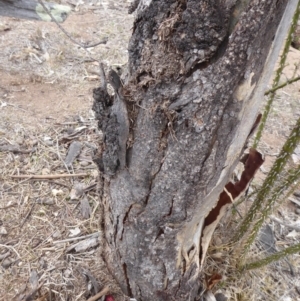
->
232;116;300;243
264;75;300;95
253;2;300;148
241;164;300;257
241;242;300;271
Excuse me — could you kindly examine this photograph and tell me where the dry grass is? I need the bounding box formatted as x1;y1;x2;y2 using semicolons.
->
1;2;300;301
0;109;124;300
0;1;133;300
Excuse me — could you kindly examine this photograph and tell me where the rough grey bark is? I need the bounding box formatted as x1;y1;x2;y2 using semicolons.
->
0;0;70;22
92;0;293;300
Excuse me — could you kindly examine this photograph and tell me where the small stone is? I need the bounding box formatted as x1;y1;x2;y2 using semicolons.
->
295;208;300;215
2;184;10;190
41;168;50;175
0;251;10;260
52;230;62;238
15;137;24;145
11;266;18;276
44;140;53;146
39;259;47;269
260;165;268;174
80;196;91;219
214;236;222;246
69;183;84;200
64;269;72;277
211;252;223;261
215;293;227;301
66;281;74;289
30;139;39;147
2;258;12;269
52;189;64;197
31;238;41;248
0;227;7;235
36;198;54;205
80;160;90;166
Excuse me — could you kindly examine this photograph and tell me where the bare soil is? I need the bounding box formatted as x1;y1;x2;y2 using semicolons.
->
0;3;300;301
0;1;133;300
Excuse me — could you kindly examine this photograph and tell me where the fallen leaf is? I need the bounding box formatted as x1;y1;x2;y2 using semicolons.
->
52;189;64;197
69;227;81;237
0;227;8;235
80;196;91;219
286;230;298;238
210;252;223;261
41;168;50;175
67;237;99;253
29;270;39;289
205;273;222;290
0;251;10;260
42;52;50;61
69;183;84;200
65;141;82;167
36;199;54;205
24;195;29;204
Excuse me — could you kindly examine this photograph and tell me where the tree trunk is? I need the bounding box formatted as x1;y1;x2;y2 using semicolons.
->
92;0;296;300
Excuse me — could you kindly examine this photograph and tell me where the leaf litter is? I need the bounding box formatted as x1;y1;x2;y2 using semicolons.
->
0;0;133;300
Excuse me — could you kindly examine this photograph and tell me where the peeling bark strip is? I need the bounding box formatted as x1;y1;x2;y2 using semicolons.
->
199;148;264;269
92;0;293;300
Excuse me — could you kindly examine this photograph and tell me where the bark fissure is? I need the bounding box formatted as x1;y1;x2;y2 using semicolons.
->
162;197;174;218
122;263;133;298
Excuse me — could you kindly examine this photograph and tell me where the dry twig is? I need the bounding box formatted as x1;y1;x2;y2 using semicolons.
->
87;286;110;301
20;201;36;228
37;0;108;49
11;173;88;179
53;232;100;244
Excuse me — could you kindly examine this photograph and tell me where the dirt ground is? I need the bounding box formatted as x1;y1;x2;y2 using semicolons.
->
0;2;300;301
0;1;133;300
